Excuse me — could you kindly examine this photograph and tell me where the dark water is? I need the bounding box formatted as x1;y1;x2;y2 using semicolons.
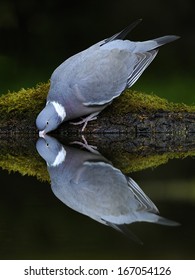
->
0;135;195;260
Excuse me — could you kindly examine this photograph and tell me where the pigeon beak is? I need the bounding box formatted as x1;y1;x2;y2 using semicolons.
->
39;130;46;138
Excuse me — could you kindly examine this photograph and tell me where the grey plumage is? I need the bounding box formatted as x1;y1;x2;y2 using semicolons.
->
36;19;179;135
36;135;178;241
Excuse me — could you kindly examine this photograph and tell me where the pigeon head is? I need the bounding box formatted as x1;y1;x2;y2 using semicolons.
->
36;135;66;166
36;101;66;135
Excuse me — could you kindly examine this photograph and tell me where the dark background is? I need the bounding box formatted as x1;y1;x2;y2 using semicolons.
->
1;155;195;259
0;0;194;103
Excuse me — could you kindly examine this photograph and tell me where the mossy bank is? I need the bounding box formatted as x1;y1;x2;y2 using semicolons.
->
0;81;195;134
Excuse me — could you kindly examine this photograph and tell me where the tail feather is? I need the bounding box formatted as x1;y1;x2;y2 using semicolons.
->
154;35;180;48
104;18;179;51
157;216;180;226
140;212;180;226
133;35;180;52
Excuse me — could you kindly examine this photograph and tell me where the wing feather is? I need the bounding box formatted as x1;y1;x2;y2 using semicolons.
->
74;49;157;106
102;19;142;44
127;50;158;87
127;177;159;213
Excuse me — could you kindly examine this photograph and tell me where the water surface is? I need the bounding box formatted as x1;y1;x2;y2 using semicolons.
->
0;133;194;259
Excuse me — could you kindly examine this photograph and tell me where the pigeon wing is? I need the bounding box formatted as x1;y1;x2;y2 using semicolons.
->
72;48;156;106
127;177;159;213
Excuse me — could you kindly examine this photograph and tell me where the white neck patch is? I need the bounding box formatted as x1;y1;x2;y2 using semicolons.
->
50;147;66;167
51;101;66;121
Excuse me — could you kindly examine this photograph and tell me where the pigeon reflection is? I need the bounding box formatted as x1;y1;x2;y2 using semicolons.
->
36;136;178;241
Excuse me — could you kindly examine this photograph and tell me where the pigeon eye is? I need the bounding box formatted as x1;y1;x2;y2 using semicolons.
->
46;142;49;147
46;121;49;125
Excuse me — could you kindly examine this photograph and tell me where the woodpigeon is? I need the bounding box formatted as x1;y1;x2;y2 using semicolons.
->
36;19;179;135
36;135;178;242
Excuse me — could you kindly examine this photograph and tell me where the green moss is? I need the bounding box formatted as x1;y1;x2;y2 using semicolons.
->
0;82;50;119
0;82;194;188
110;89;195;114
0;144;194;182
0;83;194;123
0;153;49;182
111;150;195;174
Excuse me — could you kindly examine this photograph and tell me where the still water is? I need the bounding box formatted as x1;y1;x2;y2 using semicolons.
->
0;133;195;259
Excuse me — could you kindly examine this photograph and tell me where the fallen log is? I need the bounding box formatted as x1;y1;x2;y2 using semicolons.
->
0;81;194;177
0;82;194;135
